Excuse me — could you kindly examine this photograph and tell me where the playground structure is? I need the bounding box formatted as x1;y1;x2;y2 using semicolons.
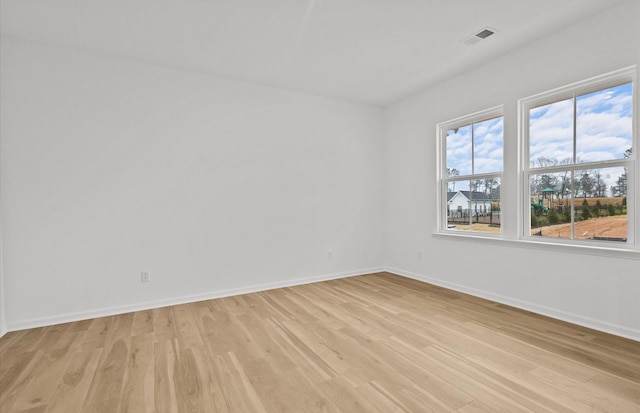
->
531;187;554;215
531;199;548;214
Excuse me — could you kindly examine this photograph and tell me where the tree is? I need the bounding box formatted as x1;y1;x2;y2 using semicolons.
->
446;168;460;192
535;157;558;169
613;148;632;198
490;184;501;201
593;171;608;197
594;200;603;217
581;199;591;220
482;178;498;197
548;208;560;224
541;174;556;190
559;172;571;199
579;171;594;197
612;174;627;197
530;157;559;196
471;179;483;193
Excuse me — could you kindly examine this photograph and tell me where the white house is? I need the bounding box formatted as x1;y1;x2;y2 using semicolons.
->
447;191;492;218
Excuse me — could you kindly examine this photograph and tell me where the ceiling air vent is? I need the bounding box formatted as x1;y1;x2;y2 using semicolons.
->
461;27;497;46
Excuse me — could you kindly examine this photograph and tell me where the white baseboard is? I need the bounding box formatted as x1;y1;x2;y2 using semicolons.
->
8;266;637;343
6;267;385;333
385;267;640;342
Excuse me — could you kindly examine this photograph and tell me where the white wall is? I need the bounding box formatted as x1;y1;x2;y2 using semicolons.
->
2;1;639;342
0;220;6;337
384;0;640;340
0;37;384;330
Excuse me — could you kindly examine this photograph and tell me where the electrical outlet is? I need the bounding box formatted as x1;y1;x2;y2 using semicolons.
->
328;251;333;260
418;251;423;260
141;271;150;282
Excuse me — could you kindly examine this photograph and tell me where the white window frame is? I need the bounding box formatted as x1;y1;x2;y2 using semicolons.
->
518;67;636;249
436;105;504;236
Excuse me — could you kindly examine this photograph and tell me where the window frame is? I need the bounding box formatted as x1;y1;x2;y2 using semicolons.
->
436;105;504;236
518;67;636;249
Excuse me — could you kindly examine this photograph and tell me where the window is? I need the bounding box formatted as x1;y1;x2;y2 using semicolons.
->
436;67;637;254
520;68;635;246
437;106;503;234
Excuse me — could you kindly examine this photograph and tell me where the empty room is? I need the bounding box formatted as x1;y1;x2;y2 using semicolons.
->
1;0;639;412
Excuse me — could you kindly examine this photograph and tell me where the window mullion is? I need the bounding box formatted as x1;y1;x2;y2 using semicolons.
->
573;94;577;164
572;95;577;239
571;170;575;240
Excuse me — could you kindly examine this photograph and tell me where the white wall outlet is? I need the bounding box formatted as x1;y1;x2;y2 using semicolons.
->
418;251;423;260
141;271;150;282
328;251;333;260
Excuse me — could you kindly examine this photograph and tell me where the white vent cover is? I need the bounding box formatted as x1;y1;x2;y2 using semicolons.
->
462;27;498;46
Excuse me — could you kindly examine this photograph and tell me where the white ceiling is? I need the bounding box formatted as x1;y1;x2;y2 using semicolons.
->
0;0;625;106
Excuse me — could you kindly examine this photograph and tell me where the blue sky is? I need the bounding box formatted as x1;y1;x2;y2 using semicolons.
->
446;116;503;176
529;83;633;165
529;82;632;194
446;83;633;196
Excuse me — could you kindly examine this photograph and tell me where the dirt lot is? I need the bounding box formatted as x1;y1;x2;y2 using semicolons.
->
533;215;627;239
453;215;627;239
453;223;501;233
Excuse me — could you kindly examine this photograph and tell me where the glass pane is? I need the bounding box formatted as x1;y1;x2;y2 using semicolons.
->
576;83;633;162
447;179;501;233
529;98;573;168
473;117;503;174
470;177;501;233
446;125;472;176
530;172;572;239
529;168;627;242
574;167;627;242
447;180;470;231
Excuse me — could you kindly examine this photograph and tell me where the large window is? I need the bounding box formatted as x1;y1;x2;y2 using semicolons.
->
436;67;636;253
437;106;503;234
520;69;634;246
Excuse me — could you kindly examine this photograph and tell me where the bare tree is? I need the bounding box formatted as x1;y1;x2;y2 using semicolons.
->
446;168;460;192
579;171;595;197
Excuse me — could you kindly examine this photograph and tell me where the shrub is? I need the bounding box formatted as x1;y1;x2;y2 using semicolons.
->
548;209;560;224
531;214;538;228
581;199;591;220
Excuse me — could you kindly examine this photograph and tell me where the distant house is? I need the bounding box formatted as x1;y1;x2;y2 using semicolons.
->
447;191;492;217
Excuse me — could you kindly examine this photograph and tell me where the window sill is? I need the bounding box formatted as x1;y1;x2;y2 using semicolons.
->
432;231;640;261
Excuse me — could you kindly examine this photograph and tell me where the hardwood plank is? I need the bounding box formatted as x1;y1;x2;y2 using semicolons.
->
316;376;382;413
187;345;229;413
8;330;79;412
153;339;178;413
118;334;154;413
131;310;154;337
46;349;102;413
1;272;638;413
394;385;459;413
211;352;268;413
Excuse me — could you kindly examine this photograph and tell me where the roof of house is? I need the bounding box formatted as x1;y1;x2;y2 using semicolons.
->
447;191;492;202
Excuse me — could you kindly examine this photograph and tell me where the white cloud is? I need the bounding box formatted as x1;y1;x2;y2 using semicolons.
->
529;86;632;165
474;157;502;174
446;117;503;175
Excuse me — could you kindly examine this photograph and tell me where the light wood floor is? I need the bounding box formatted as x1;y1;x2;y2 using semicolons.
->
1;273;639;412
